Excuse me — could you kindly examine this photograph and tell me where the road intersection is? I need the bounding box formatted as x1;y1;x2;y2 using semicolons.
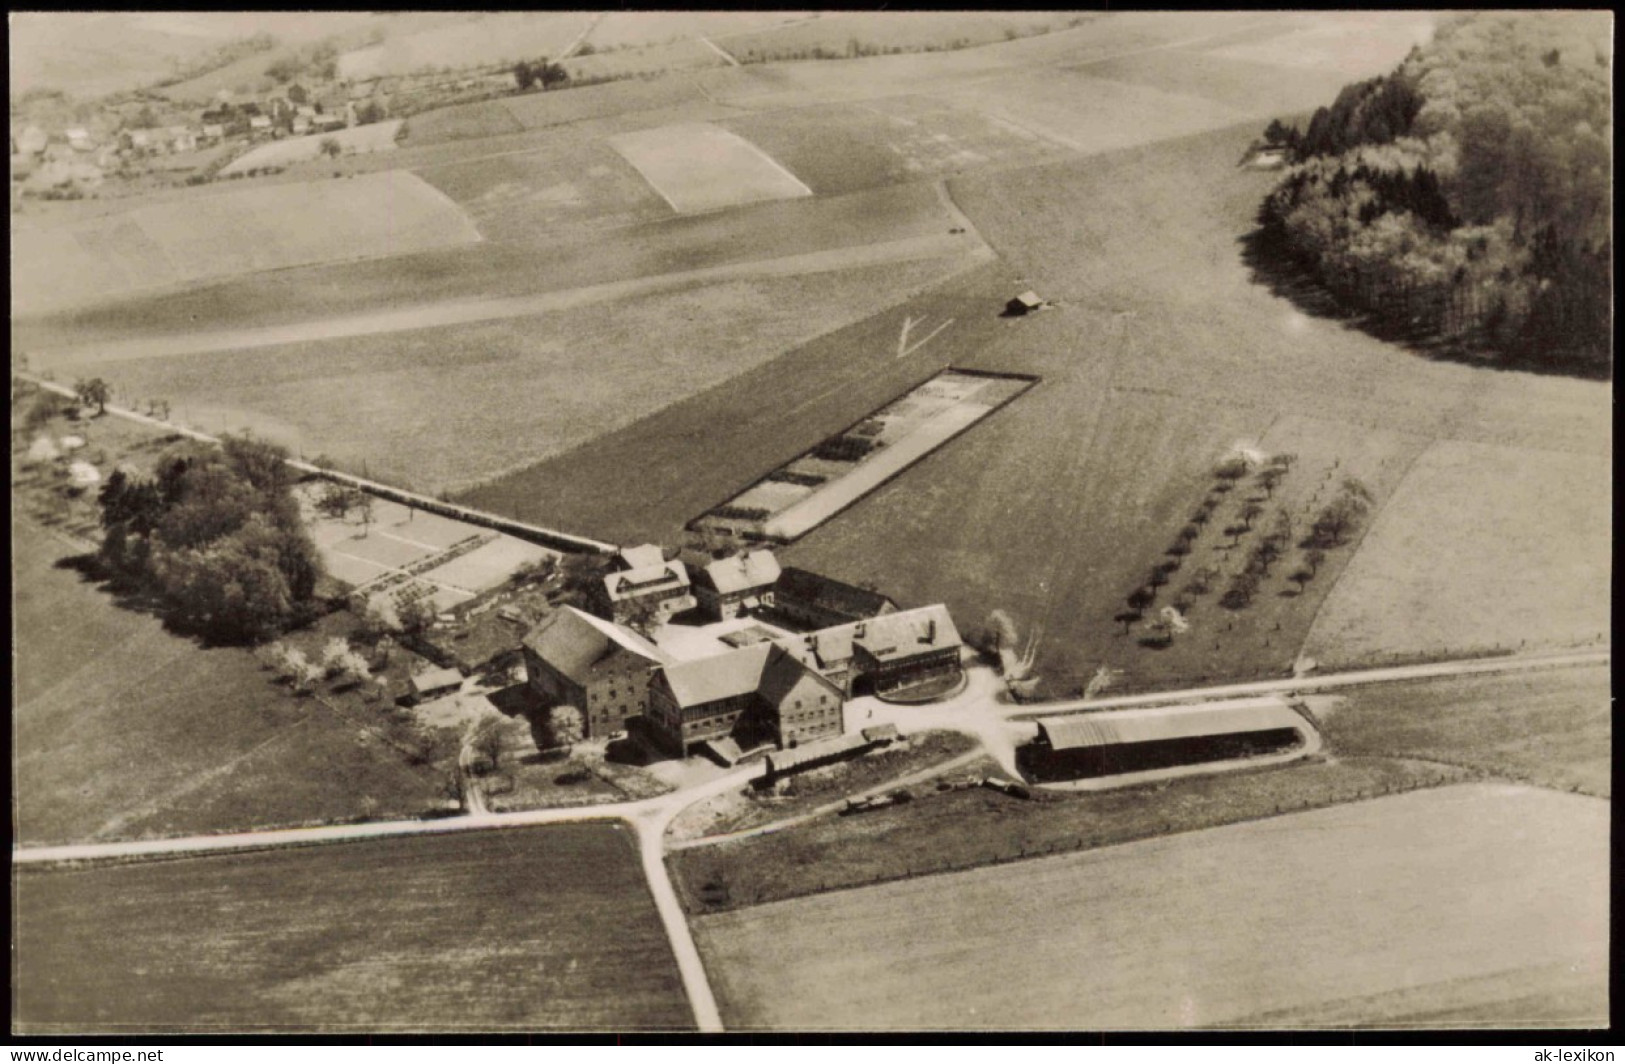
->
12;646;1608;1033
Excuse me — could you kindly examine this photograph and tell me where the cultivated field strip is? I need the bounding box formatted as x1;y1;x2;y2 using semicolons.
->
693;784;1608;1029
608;123;814;213
13;823;695;1032
12;171;482;315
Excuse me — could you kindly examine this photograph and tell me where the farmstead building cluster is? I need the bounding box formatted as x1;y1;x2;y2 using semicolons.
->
523;547;965;758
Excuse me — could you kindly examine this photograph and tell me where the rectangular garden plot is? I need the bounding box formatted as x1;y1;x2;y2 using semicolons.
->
691;369;1036;544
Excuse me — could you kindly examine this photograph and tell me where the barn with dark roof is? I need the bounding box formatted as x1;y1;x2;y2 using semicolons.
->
522;606;672;739
646;643;843;757
773;566;898;628
1018;698;1310;783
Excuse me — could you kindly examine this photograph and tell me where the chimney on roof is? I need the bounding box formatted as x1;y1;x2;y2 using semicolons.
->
923;618;936;644
855;623;866;640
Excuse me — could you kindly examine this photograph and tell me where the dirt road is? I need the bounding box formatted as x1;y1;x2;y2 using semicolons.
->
12;649;1607;1034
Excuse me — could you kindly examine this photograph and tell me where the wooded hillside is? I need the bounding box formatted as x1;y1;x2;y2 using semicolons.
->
1255;12;1611;378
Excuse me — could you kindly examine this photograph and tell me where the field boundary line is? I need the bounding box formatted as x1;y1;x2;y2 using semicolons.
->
1292;436;1435;663
15;375;619;556
27;234;972;368
86;715;316;843
698;35;740;66
1006;649;1611;720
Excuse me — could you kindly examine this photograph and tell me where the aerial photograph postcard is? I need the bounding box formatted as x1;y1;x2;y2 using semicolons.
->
9;9;1611;1034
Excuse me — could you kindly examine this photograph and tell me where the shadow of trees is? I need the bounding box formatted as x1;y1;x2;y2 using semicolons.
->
1237;225;1611;381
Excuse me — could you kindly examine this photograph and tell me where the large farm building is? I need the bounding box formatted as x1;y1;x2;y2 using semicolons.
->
522;548;965;760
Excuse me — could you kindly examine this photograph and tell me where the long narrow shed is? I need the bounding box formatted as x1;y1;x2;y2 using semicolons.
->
1022;697;1309;782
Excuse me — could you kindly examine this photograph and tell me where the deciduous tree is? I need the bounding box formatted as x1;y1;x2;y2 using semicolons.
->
547;704;585;749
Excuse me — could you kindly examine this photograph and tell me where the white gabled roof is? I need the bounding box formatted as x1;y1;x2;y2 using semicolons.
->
602;561;691;603
617;543;666;570
1036;697;1303;752
524;605;670;685
703;549;781;595
412;666;463;692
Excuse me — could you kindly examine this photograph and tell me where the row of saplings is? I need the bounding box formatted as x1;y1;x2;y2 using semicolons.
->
1118;453;1373;648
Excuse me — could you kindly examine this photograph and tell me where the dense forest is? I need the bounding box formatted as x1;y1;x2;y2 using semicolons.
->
1255;12;1611;377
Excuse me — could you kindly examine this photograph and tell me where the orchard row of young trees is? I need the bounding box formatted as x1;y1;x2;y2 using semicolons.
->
97;434;326;644
1255;12;1611;378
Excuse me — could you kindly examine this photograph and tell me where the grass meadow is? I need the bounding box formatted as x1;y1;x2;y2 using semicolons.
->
1303;441;1612;666
12;171;481;316
14;823;693;1032
219;121;406;176
719;97;1066;197
607;123;812;213
670;752;1470;915
691;784;1607;1028
11;520;448;846
1314;664;1612;797
38;252;966;496
335;12;595;82
720;12;1079;63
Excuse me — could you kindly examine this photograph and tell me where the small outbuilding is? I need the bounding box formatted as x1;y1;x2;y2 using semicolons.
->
409;666;464;704
1004;291;1044;317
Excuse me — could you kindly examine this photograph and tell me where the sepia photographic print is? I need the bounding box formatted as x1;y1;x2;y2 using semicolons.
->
9;10;1611;1036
